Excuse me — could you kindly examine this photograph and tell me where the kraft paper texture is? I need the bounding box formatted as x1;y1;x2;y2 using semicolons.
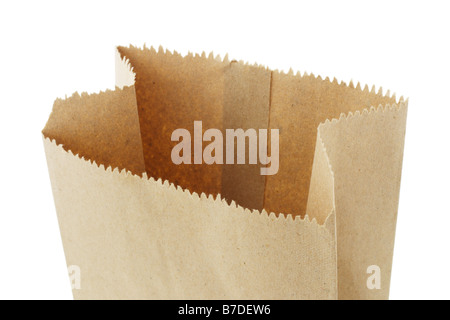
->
43;45;407;300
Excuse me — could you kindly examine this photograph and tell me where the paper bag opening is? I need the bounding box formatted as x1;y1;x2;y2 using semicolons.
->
42;45;407;300
113;45;399;221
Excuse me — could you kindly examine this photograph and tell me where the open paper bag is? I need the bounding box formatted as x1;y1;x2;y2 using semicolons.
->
42;46;407;300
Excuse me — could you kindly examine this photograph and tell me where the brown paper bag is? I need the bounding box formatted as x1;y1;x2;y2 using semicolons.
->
42;45;407;300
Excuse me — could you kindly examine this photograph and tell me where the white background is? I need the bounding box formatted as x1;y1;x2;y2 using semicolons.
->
0;0;449;300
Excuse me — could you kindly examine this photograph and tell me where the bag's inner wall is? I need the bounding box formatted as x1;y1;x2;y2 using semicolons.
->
267;73;397;216
222;62;271;211
42;87;146;175
119;46;397;218
44;47;398;219
118;47;226;200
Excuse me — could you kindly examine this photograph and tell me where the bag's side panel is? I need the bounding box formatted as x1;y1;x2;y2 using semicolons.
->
265;73;319;217
222;62;271;211
43;138;337;300
319;103;408;300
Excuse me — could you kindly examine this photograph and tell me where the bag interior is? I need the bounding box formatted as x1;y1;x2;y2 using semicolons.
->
43;46;397;219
